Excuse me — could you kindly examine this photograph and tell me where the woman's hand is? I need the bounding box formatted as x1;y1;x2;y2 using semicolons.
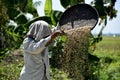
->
51;30;65;40
45;30;65;47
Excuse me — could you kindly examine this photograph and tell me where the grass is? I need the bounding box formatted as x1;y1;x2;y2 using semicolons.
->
0;49;23;80
93;36;120;80
94;36;120;59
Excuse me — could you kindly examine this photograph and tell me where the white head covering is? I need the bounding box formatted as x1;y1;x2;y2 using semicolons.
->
27;20;52;42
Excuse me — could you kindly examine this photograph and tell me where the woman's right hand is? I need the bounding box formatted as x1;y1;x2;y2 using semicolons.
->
45;30;65;47
51;30;65;40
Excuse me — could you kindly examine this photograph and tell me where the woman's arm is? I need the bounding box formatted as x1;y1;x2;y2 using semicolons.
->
23;36;51;54
45;30;65;47
23;30;65;54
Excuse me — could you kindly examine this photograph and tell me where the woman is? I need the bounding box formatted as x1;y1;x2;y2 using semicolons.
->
20;20;64;80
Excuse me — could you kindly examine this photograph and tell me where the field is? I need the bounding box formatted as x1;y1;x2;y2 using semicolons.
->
0;36;120;80
93;36;120;80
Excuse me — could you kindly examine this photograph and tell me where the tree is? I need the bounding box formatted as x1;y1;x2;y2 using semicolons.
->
0;0;38;58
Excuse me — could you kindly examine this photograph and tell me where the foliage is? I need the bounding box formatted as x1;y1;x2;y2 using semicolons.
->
50;68;70;80
0;0;9;49
0;0;25;59
93;0;117;37
0;50;23;80
0;0;22;59
49;37;65;69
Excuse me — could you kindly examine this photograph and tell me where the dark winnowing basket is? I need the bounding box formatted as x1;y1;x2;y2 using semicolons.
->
58;3;99;30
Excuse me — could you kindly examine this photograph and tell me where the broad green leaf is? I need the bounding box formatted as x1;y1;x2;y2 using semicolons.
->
26;0;38;17
44;0;52;16
60;0;70;8
15;13;28;24
24;16;52;28
50;10;63;26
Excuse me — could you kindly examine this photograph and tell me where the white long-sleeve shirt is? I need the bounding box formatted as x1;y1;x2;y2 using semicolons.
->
20;36;51;80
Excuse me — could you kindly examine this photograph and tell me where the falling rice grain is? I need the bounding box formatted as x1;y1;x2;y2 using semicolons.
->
61;26;92;80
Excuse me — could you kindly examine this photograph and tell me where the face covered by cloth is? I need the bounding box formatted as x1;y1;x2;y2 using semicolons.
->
26;20;52;42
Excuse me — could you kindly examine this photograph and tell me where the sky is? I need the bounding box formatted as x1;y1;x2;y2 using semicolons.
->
35;0;120;34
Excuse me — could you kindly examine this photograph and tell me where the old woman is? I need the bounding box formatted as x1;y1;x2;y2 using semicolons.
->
20;20;64;80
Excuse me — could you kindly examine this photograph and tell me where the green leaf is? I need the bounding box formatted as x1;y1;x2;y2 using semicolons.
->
15;13;28;24
7;8;20;20
50;10;63;26
26;0;38;17
44;0;52;16
24;16;52;28
14;25;26;36
60;0;70;8
61;35;66;42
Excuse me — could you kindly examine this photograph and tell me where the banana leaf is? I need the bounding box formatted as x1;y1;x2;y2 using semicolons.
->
44;0;52;16
24;16;52;29
50;10;63;26
15;13;28;24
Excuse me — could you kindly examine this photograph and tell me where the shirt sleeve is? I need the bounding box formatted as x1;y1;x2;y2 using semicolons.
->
23;36;51;54
51;27;57;33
